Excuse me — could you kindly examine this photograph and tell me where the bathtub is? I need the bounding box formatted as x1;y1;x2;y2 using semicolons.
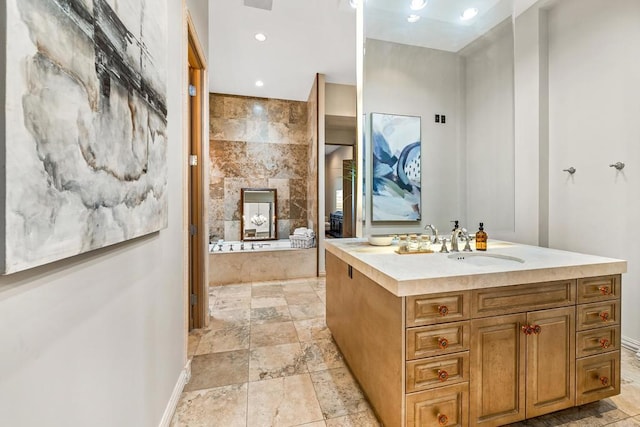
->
209;239;317;285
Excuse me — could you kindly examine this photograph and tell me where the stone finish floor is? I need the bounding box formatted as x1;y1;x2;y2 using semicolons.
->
171;278;640;427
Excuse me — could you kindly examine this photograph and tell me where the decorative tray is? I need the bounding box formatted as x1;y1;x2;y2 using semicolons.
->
394;249;434;255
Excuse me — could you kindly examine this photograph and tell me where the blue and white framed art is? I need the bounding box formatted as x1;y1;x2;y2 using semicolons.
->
371;113;421;222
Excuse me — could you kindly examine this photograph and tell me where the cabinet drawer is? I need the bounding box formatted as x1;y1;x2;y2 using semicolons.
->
407;322;470;360
406;382;469;427
407;292;470;327
577;275;621;303
576;351;620;405
406;352;470;393
576;326;621;358
471;280;576;317
577;301;620;331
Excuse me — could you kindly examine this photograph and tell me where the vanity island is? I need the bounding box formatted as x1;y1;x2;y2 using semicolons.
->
325;239;627;427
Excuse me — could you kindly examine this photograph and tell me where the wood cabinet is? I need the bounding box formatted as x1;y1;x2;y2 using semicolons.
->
575;275;621;405
325;253;622;427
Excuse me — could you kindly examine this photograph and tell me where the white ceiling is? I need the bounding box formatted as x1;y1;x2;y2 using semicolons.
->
209;0;357;101
365;0;513;52
208;0;540;101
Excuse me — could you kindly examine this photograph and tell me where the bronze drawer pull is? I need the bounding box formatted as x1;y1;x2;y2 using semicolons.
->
437;369;449;382
438;337;449;350
599;338;611;349
600;376;609;386
599;311;610;322
599;286;611;295
437;413;449;426
438;305;449;316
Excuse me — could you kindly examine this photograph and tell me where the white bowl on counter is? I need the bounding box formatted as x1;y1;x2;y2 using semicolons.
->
367;234;394;246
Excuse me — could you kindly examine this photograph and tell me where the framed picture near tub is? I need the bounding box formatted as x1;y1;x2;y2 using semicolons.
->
371;113;421;222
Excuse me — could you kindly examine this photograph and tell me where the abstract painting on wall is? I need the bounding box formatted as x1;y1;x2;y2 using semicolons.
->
371;113;421;222
1;0;168;274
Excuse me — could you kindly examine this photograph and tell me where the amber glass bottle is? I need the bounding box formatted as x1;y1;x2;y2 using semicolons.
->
475;222;487;251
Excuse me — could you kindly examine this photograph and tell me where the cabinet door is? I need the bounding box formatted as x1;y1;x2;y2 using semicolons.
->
526;307;576;418
470;313;526;426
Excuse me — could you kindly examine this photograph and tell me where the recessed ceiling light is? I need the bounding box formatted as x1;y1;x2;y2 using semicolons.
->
460;7;479;21
255;80;264;87
254;33;267;42
407;14;421;23
409;0;427;11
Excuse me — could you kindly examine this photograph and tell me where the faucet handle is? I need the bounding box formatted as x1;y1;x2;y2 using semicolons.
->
439;238;449;253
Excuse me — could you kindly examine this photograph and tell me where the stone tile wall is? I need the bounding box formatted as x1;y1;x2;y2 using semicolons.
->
209;94;310;241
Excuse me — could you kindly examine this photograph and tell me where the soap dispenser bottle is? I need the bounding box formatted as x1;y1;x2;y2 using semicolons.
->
475;222;487;251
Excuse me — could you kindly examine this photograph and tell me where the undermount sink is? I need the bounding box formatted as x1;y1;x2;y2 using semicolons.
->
448;252;525;266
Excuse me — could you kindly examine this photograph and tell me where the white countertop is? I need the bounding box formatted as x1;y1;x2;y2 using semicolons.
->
324;239;627;297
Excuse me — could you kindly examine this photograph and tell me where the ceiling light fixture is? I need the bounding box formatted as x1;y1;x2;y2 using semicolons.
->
407;14;421;23
254;33;267;42
255;80;264;87
409;0;427;11
460;7;479;21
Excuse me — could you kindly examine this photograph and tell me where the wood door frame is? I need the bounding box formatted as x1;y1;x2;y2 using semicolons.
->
187;15;207;330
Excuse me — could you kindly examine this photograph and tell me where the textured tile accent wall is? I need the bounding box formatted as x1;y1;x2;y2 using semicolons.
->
209;94;310;241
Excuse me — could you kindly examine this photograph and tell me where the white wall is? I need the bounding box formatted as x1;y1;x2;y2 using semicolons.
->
325;83;356;117
186;0;209;61
363;39;465;236
0;1;189;426
511;0;640;349
545;0;640;346
462;19;515;237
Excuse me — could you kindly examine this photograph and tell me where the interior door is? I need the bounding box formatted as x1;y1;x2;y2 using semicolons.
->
187;19;206;330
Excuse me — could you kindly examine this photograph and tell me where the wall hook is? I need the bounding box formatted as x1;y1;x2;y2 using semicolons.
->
563;167;576;174
609;162;625;170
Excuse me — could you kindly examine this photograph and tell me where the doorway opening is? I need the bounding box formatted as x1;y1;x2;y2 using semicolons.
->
324;115;357;239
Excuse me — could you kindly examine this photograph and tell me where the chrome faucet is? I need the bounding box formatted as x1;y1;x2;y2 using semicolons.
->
450;220;463;252
423;224;440;244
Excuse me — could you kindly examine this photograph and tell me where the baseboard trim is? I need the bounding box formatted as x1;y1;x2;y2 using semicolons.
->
159;359;191;427
621;336;640;360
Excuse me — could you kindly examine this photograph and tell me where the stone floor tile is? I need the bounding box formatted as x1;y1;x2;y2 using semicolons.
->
252;284;285;298
252;296;289;309
289;303;325;321
294;422;326;427
606;417;640;426
247;374;324;426
251;305;292;325
249;343;308;381
285;291;322;306
216;283;252;297
213;295;251;311
208;308;250;331
303;340;346;372
310;368;369;419
325;408;380;427
251;321;299;348
185;350;249;392
196;326;249;355
188;329;203;359
294;318;332;342
170;383;247;427
611;383;640;417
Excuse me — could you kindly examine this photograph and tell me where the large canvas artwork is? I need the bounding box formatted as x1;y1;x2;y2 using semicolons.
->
371;113;421;221
1;0;168;274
